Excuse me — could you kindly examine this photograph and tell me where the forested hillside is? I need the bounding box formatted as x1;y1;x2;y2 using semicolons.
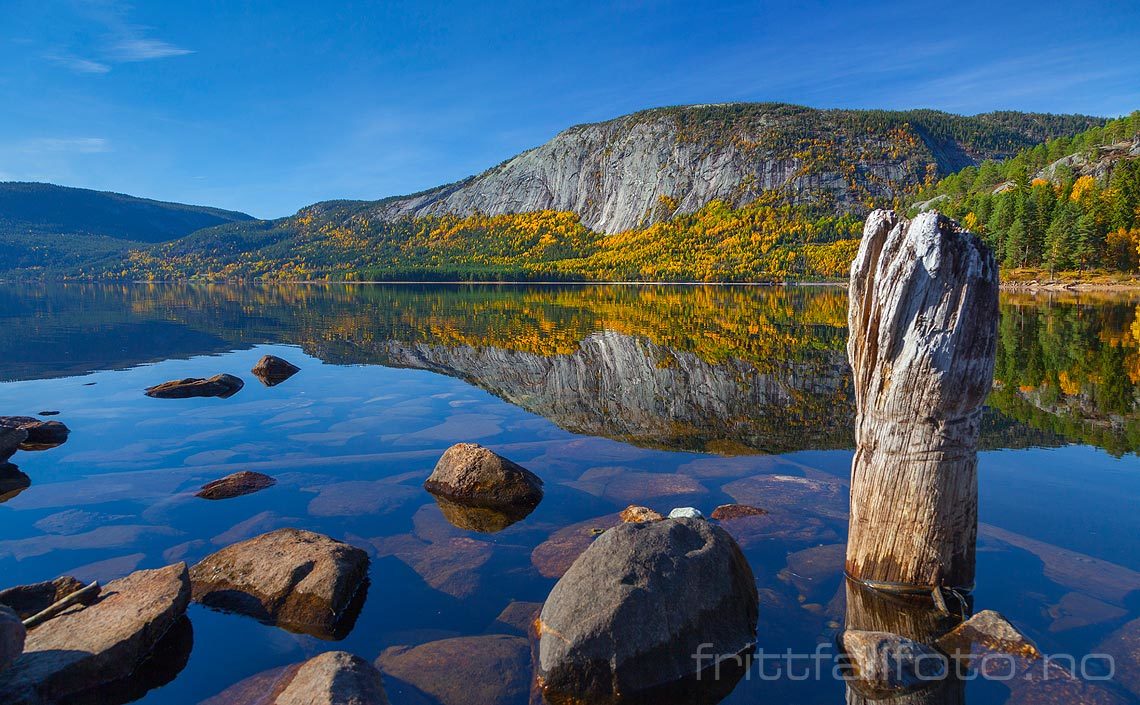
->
912;111;1140;274
0;182;254;275
72;104;1104;282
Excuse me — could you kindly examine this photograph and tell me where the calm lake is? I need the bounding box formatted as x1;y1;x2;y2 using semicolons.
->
1;282;1139;704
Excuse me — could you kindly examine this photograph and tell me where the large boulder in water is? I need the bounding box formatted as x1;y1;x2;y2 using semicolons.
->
202;651;390;705
537;517;758;702
0;563;190;704
145;374;244;399
251;355;301;387
189;528;369;640
424;443;543;520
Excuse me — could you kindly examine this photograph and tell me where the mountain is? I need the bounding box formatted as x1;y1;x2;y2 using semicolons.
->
0;182;254;275
365;104;1105;234
3;104;1106;281
911;111;1140;273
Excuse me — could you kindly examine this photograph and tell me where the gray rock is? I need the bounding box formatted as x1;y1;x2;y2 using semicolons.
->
840;629;946;698
0;427;26;462
0;606;24;673
376;635;530;705
0;417;69;450
423;443;543;513
251;355;301;387
0;563;190;704
668;507;703;519
0;576;96;620
202;651;390;705
537;518;758;701
189;528;369;640
145;374;244;399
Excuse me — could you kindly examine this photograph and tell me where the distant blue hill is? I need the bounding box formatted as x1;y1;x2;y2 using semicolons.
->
0;182;253;244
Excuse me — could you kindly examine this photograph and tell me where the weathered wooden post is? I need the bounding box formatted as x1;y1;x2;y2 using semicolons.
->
846;209;998;595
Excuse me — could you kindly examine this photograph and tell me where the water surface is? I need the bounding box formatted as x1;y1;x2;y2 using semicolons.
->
1;283;1138;704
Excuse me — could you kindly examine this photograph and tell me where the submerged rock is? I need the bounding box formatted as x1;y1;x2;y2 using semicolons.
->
424;443;544;514
840;630;946;698
0;428;26;462
710;503;767;520
0;563;190;704
203;651;390;705
537;518;758;702
0;576;95;620
530;513;622;579
376;635;531;705
145;374;244;399
251;355;301;387
189;528;369;640
1097;617;1140;698
619;505;664;523
0;606;24;674
195;471;277;500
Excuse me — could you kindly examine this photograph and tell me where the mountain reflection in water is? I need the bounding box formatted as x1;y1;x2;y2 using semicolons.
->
1;282;1134;455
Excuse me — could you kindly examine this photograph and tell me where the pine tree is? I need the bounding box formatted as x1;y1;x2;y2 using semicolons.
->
1004;218;1028;268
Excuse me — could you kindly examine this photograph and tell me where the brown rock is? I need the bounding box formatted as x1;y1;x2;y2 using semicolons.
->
778;543;846;601
0;606;24;674
493;601;543;635
370;534;491;599
1097;617;1140;698
530;513;621;579
710;503;767;520
196;471;277;500
1047;592;1126;633
619;505;665;523
0;417;70;450
376;635;531;705
202;650;390;705
569;467;706;504
189;528;369;640
423;443;543;511
145;374;244;399
0;576;95;620
251;354;302;387
721;474;847;520
0;563;190;704
937;610;1126;704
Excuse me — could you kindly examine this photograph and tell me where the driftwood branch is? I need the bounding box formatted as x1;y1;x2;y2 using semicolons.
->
845;210;998;590
22;580;100;629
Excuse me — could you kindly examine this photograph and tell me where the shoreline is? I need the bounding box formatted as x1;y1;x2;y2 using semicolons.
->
5;277;1140;293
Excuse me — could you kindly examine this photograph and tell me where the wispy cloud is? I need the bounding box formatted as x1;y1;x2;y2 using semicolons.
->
21;137;111;154
111;38;194;62
49;54;112;74
46;1;194;75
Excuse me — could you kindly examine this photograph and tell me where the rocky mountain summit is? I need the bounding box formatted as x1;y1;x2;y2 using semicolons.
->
352;104;1101;233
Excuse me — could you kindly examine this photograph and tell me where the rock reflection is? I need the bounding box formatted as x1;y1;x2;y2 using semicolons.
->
0;463;30;503
60;616;193;705
429;493;535;533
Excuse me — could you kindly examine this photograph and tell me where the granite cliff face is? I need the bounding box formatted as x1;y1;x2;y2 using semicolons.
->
354;104;1101;233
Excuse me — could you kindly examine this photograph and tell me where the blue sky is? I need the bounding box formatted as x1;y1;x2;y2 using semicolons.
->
2;0;1138;218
